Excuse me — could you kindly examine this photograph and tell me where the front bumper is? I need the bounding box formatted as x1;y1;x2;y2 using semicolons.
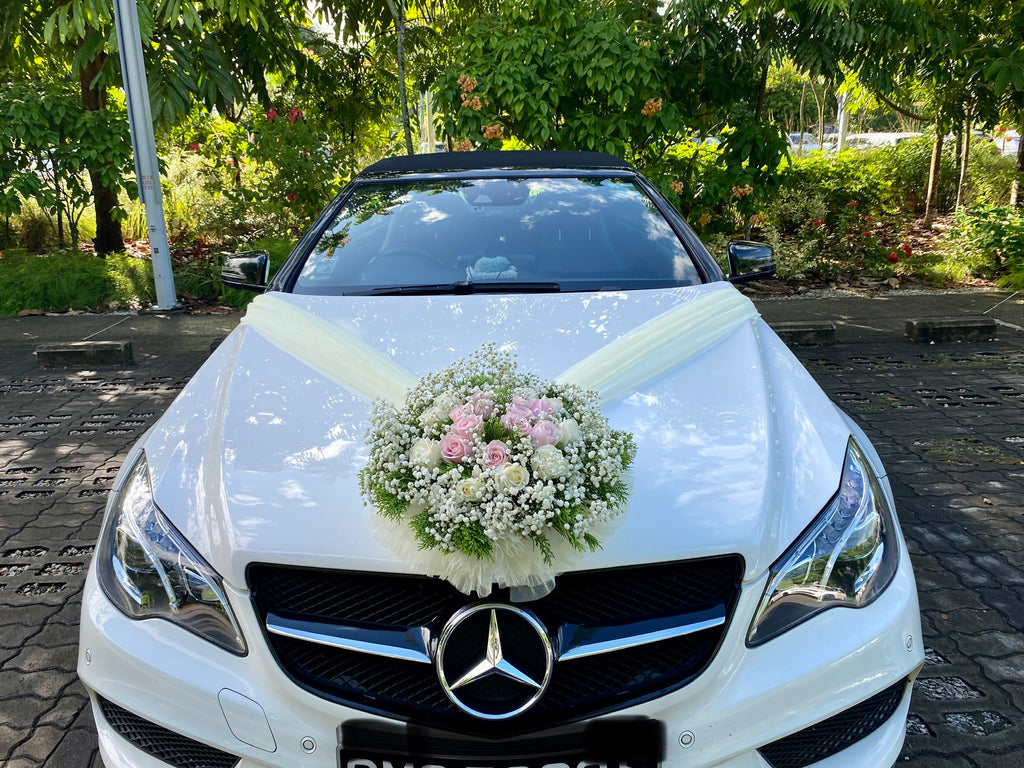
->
79;545;923;768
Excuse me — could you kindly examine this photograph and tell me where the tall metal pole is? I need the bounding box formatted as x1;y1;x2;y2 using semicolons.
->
836;92;849;153
112;0;178;310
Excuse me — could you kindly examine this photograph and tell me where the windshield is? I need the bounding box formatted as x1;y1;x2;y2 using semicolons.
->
291;176;701;294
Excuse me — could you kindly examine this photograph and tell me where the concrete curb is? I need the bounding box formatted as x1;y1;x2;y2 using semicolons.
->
35;340;134;368
905;317;998;343
769;321;837;346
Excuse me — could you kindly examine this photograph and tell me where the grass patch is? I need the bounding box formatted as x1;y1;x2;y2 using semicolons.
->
0;235;295;316
0;250;154;316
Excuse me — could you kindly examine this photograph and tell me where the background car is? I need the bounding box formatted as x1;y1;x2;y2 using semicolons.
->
80;150;923;768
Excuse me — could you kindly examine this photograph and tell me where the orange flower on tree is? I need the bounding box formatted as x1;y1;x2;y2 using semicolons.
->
482;124;505;141
641;98;662;117
731;184;753;198
670;181;683;195
698;212;712;227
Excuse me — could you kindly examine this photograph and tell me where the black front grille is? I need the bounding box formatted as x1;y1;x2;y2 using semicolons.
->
249;556;743;736
98;696;239;768
757;680;909;768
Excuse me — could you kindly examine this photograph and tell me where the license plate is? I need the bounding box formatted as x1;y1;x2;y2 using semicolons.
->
339;752;656;768
338;719;663;768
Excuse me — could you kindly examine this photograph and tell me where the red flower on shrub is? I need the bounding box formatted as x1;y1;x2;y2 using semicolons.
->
901;243;912;259
865;215;873;222
846;201;859;208
286;193;298;202
810;217;825;228
189;141;200;151
888;252;899;264
266;108;278;121
289;108;303;123
862;231;873;238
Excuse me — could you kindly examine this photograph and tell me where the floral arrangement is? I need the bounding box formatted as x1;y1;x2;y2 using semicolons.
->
360;345;636;594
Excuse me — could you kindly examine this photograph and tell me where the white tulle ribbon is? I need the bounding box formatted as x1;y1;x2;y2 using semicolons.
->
240;293;416;405
556;287;759;404
241;287;759;596
371;512;624;599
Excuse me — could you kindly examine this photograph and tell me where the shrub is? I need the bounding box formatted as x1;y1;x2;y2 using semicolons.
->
872;135;957;213
941;205;1024;289
966;143;1017;207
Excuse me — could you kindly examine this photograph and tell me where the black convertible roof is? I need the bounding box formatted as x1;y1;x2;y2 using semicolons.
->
360;150;633;176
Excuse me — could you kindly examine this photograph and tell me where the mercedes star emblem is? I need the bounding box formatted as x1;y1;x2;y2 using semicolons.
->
436;603;553;719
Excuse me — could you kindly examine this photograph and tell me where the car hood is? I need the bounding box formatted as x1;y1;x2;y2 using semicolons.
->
142;284;852;590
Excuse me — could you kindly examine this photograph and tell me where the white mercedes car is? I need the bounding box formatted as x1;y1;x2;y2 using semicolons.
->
79;151;922;768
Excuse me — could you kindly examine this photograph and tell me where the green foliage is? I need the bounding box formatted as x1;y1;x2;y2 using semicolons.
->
941;205;1024;288
437;0;677;161
0;80;133;250
0;250;154;315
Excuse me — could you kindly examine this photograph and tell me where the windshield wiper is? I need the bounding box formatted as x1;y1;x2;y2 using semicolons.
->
348;281;561;296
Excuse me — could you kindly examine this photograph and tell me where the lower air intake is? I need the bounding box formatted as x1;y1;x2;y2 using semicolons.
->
98;696;239;768
757;680;908;768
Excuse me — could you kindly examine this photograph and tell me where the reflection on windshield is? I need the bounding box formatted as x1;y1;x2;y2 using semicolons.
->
293;176;700;294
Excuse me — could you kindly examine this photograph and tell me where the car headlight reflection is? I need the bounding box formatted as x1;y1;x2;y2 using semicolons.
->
97;452;246;654
747;439;899;646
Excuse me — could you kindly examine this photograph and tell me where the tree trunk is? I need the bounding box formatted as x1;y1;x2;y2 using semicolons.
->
955;112;972;210
385;0;415;155
753;66;768;122
798;81;807;154
1012;120;1023;208
924;129;944;227
79;53;125;254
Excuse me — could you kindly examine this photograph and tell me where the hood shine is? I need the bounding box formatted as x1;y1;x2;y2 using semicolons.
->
141;284;851;590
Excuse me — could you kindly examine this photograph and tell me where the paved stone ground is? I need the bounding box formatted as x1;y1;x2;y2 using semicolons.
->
1;303;1023;767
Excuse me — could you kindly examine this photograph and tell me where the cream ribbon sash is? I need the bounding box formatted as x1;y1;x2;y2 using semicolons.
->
240;287;759;404
240;294;417;404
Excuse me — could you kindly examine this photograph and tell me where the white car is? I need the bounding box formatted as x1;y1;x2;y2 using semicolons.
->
79;151;923;768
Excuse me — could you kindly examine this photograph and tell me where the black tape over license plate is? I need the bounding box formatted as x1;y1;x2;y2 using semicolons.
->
338;719;664;768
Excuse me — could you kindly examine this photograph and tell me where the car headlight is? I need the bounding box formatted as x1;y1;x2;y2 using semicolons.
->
96;452;246;654
747;438;899;646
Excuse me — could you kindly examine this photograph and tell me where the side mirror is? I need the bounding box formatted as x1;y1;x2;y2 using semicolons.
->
727;240;775;283
222;250;270;292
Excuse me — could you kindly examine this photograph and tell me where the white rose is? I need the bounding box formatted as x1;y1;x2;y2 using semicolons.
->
433;392;461;413
496;463;531;494
410;438;441;468
418;405;446;428
531;444;570;480
556;418;581;446
456;477;485;501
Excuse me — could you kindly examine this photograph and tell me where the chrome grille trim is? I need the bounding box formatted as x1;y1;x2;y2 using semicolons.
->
556;605;727;661
266;611;433;664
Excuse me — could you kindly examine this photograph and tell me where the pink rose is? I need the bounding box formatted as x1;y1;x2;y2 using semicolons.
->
440;433;472;464
449;403;476;421
469;391;495;418
483;440;509;468
450;414;484;439
501;405;532;432
532;399;557;417
529;420;559;447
